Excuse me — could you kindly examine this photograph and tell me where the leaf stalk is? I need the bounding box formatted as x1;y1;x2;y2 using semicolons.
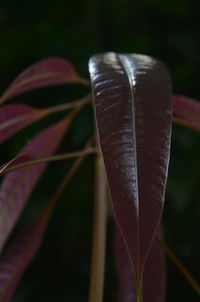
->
89;155;107;302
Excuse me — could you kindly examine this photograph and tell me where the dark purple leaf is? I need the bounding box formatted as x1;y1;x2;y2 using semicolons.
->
115;226;166;302
0;114;74;251
143;233;166;302
0;104;45;144
0;58;84;103
0;155;33;174
173;95;200;131
115;227;136;302
89;53;172;297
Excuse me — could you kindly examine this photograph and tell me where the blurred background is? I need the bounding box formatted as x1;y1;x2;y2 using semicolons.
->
0;0;200;301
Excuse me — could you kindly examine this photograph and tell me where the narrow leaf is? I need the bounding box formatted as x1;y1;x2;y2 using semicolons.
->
0;209;48;302
115;227;166;302
0;104;45;144
0;138;94;302
0;113;75;250
173;95;200;131
0;58;86;104
89;53;172;298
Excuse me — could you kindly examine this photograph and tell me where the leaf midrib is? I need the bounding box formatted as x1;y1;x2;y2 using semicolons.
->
117;54;141;287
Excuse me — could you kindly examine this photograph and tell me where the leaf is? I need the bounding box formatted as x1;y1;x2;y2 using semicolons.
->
142;241;166;302
0;155;33;174
0;58;86;104
115;226;166;302
115;227;136;302
89;52;172;298
0;104;46;144
173;95;200;131
0;137;93;302
0;208;48;302
0;113;75;251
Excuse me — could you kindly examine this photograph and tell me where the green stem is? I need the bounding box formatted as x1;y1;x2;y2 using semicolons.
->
89;155;107;302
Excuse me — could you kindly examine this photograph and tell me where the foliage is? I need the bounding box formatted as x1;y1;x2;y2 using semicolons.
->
0;54;199;302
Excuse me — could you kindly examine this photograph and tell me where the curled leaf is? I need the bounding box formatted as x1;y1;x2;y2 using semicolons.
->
89;52;172;298
0;58;86;104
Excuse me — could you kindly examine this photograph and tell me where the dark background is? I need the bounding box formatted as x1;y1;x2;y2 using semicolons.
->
0;0;200;301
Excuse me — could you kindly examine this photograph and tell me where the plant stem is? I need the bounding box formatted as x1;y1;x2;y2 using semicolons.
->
43;95;91;115
44;138;95;217
89;155;107;302
136;284;143;302
159;239;200;296
77;77;91;86
1;148;97;175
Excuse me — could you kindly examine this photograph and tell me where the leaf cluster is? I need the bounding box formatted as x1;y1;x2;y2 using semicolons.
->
0;54;199;302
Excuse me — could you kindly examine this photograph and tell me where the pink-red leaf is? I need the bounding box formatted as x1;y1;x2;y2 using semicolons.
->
0;208;48;302
115;227;166;302
0;114;74;250
89;53;172;298
0;104;45;144
0;155;33;174
0;58;84;104
173;95;200;131
0;134;90;302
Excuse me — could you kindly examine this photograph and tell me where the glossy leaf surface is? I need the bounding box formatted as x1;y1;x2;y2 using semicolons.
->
0;58;82;103
115;227;165;302
0;114;74;250
0;104;45;144
89;53;172;295
173;95;200;131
